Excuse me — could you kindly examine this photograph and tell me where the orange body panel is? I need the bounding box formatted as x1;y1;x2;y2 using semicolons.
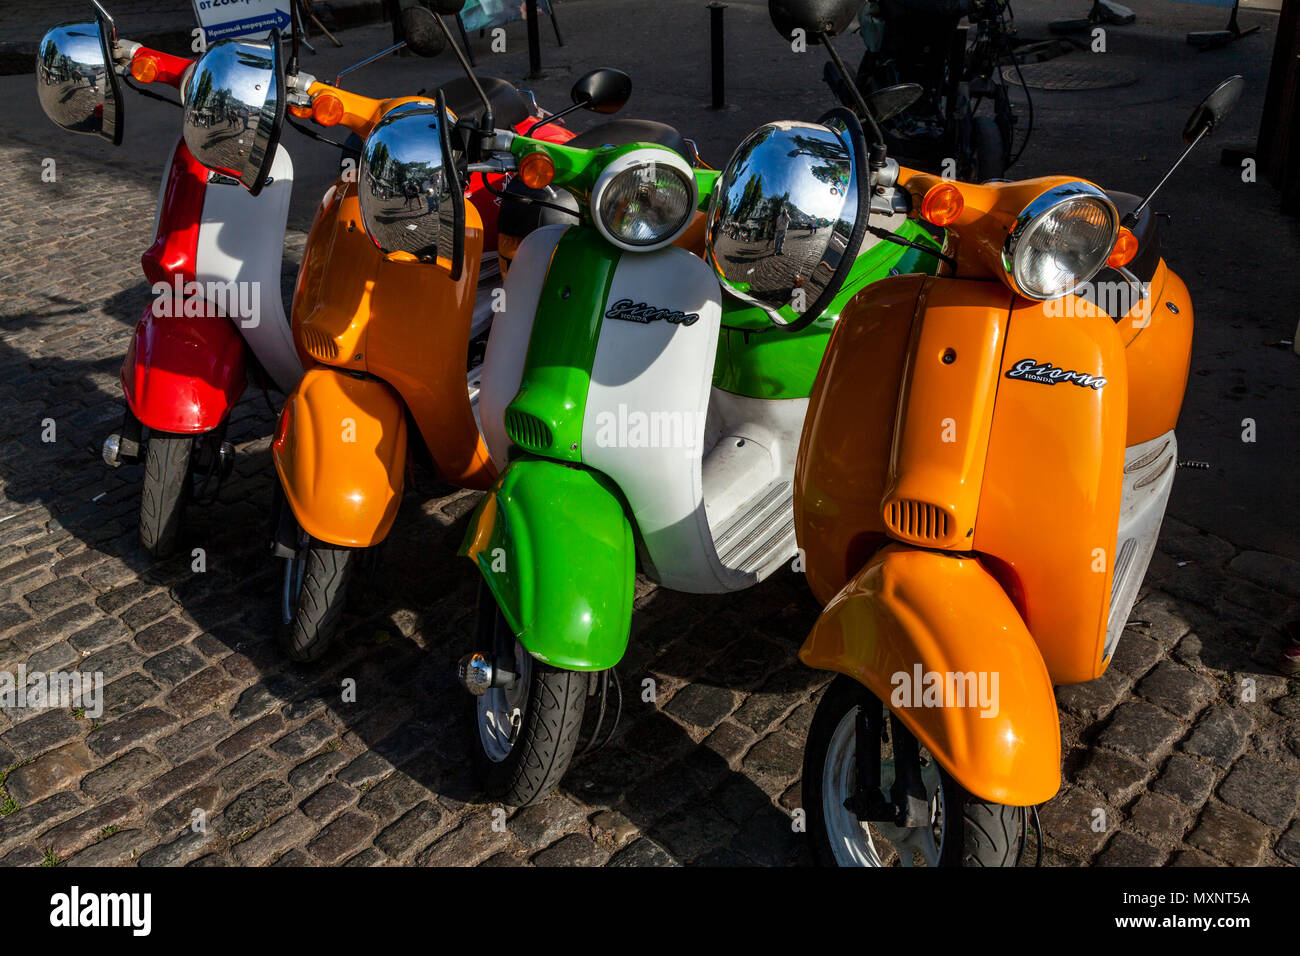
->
293;179;493;491
883;280;1012;550
273;367;409;547
798;545;1061;805
1119;261;1195;444
973;296;1128;684
794;275;927;606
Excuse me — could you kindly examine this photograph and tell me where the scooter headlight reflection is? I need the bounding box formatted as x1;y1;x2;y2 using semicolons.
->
1001;182;1118;301
181;34;285;196
35;14;123;144
356;102;455;264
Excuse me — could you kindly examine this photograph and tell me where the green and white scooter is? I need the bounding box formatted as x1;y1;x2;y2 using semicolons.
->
453;54;948;806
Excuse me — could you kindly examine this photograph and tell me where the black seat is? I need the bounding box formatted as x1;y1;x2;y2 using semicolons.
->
439;75;531;130
1076;189;1164;322
565;118;691;162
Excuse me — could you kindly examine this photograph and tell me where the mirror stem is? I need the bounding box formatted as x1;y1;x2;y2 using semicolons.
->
334;41;406;87
1126;124;1208;228
431;13;494;130
289;0;301;77
820;33;886;166
524;100;587;137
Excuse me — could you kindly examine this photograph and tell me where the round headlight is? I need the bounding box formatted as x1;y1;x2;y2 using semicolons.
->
590;149;697;252
181;34;284;196
1002;183;1118;300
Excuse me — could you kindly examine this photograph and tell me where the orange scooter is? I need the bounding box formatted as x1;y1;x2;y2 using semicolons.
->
792;70;1243;865
177;5;578;658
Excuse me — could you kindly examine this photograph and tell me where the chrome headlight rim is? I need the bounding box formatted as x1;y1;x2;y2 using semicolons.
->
1002;182;1119;301
590;147;698;253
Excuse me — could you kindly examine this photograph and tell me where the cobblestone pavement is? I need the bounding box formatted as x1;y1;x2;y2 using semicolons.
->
2;2;1300;866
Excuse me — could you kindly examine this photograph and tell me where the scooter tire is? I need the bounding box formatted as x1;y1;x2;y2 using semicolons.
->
139;432;193;558
804;675;1023;867
281;542;357;662
470;595;587;807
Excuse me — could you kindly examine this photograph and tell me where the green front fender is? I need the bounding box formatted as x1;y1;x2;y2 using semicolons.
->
460;456;635;670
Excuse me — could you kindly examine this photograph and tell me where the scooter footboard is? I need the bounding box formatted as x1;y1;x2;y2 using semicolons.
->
273;367;408;548
461;458;635;671
799;544;1061;806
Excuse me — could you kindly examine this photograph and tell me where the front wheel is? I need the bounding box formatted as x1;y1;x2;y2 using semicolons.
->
803;675;1023;867
279;524;359;662
139;431;194;558
469;588;587;806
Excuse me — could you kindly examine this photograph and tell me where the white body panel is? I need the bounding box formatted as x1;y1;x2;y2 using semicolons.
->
194;143;303;394
480;224;567;468
1105;430;1177;660
581;247;723;592
581;248;804;594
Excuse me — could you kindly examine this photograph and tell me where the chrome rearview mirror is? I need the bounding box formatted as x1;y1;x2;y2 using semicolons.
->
35;9;123;144
357;102;461;273
182;33;285;196
706;108;869;332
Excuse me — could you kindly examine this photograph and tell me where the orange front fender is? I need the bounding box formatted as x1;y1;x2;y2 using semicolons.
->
273;367;408;548
799;545;1061;806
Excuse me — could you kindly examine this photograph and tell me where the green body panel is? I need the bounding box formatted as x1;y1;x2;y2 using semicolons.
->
511;137;719;212
713;219;944;399
460;456;635;671
505;228;619;462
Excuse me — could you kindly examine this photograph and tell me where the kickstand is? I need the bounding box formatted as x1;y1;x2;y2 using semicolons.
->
1187;0;1259;51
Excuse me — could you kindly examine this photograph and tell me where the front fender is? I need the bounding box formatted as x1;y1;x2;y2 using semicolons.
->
461;458;634;670
121;299;246;433
273;367;408;547
799;545;1061;806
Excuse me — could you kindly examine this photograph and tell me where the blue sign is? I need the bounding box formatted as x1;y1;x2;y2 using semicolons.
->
191;0;292;42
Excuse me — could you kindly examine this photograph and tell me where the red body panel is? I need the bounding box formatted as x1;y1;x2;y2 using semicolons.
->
129;138;247;432
141;139;207;287
121;300;247;434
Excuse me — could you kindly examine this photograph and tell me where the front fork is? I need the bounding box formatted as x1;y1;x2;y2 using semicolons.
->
102;406;234;501
845;695;931;829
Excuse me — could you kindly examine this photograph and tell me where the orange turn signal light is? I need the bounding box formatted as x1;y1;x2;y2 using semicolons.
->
312;94;345;127
288;104;313;119
1107;227;1139;268
130;55;159;84
920;182;964;227
518;151;555;190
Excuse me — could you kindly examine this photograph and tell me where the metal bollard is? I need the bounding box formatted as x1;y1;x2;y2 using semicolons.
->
710;2;727;110
526;0;543;78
